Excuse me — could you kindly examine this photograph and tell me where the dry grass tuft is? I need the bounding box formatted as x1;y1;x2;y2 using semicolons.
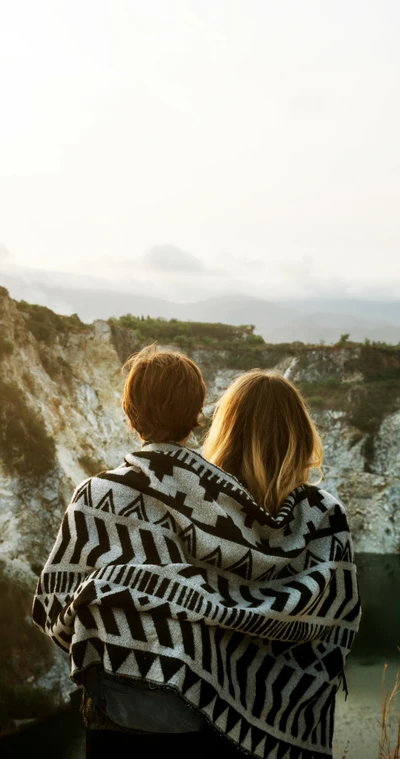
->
379;662;400;759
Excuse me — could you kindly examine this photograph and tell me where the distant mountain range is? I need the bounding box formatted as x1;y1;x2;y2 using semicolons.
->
1;270;399;344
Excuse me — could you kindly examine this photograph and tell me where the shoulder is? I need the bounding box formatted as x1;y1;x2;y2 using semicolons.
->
306;484;345;510
69;463;128;507
306;485;350;527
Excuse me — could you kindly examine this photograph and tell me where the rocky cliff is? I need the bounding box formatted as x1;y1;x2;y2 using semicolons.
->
0;288;399;731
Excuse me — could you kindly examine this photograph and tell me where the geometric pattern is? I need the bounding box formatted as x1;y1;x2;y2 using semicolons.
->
32;442;361;759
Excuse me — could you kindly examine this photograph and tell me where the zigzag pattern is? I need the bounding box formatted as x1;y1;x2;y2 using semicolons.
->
32;442;361;759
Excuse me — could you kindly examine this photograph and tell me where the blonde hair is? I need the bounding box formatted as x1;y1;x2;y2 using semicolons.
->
202;370;323;515
123;343;206;443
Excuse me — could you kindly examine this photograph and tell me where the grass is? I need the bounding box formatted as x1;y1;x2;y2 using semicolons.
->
338;663;400;759
379;663;400;759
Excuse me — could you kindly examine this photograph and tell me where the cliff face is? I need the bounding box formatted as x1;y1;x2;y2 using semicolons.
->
0;289;399;730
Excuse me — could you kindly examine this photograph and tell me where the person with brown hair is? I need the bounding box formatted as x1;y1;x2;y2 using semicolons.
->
33;350;360;759
122;343;206;444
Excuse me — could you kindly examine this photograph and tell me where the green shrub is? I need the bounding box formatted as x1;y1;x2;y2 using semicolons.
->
346;344;400;382
308;396;324;407
0;380;56;476
38;351;73;385
0;337;13;359
172;334;191;345
296;380;348;411
16;301;88;343
348;379;400;435
246;334;265;345
322;376;341;388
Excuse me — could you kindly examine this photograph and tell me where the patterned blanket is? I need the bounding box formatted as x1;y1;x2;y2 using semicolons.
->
32;442;361;759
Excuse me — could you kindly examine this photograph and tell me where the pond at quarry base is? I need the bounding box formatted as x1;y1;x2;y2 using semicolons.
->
2;553;399;759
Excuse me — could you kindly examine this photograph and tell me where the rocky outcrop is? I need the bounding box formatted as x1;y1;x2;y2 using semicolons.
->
0;289;399;730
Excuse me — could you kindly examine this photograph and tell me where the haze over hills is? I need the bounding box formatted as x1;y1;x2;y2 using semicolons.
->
1;269;399;344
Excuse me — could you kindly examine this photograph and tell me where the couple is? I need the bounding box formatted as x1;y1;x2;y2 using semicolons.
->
33;345;361;759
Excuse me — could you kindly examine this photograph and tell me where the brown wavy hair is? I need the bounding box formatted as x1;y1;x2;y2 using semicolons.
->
202;370;323;515
123;343;206;443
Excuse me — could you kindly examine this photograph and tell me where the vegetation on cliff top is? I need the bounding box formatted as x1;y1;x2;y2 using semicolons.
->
16;300;88;343
110;313;265;348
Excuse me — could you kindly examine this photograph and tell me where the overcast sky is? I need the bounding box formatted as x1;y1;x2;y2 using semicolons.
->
0;0;399;302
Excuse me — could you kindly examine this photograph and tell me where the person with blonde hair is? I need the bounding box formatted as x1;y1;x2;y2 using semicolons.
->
33;349;360;759
202;369;324;515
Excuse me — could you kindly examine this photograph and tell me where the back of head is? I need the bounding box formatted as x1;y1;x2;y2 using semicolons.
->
202;370;323;515
123;344;206;443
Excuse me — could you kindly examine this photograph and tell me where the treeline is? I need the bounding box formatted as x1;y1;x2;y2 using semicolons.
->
110;314;265;347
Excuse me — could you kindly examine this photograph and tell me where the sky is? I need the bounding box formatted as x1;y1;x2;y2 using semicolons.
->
0;0;399;302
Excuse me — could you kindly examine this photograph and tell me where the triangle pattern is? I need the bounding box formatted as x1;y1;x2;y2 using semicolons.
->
239;719;250;746
71;640;88;670
32;598;46;630
154;513;178;533
134;650;158;678
341;540;353;562
200;545;223;568
250;726;266;753
159;655;184;682
95;489;115;514
87;636;105;658
198;679;216;708
274;563;298;579
225;705;241;735
212;697;228;724
226;549;253;580
276;741;292;759
145;656;165;683
83;639;104;665
329;535;344;562
73;479;92;508
262;735;278;758
285;747;301;759
48;596;63;624
179;523;197;557
254;565;276;582
106;643;131;673
119;494;149;521
304;549;325;569
182;664;201;695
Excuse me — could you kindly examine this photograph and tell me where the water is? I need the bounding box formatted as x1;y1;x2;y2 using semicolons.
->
1;553;399;759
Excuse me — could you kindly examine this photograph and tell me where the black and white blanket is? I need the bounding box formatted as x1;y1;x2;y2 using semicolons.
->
32;442;361;759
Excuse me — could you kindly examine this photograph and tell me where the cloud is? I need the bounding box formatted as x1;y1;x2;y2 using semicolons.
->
0;244;12;262
142;244;206;273
238;256;265;270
